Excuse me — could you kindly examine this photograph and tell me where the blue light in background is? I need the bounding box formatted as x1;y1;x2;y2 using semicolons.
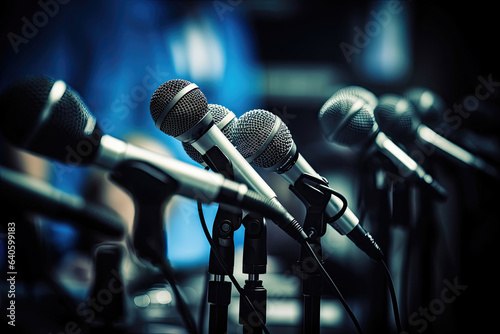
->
165;2;261;117
355;1;412;84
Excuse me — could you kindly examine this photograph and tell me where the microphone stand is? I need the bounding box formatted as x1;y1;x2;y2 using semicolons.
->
202;147;268;334
206;202;241;334
202;147;243;334
391;177;413;330
359;152;397;332
110;161;175;265
289;173;331;334
239;212;267;334
109;160;198;333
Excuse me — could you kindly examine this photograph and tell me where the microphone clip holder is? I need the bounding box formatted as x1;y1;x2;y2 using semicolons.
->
239;212;267;334
109;160;177;266
201;146;268;334
289;173;332;334
110;160;202;333
207;199;241;334
201;146;242;333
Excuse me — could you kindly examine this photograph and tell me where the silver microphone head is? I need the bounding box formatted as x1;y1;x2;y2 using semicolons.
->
150;79;208;138
233;109;293;169
334;85;379;109
318;93;377;147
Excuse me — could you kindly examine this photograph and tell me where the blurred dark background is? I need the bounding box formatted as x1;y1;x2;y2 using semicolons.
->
1;1;499;333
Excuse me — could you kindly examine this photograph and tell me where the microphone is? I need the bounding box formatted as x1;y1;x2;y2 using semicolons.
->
318;88;449;200
149;83;373;333
403;87;446;128
0;76;306;243
374;94;500;179
232;109;384;261
0;165;125;237
181;104;237;167
150;79;277;199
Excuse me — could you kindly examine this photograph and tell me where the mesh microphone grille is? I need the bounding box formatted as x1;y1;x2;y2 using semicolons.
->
150;79;208;137
374;94;415;141
234;109;293;168
319;93;375;146
53;87;95;138
253;120;292;168
404;87;445;126
221;116;237;143
0;76;101;163
335;85;378;109
319;90;357;135
342;110;376;146
208;104;237;142
234;109;275;158
210;104;230;125
182;141;204;164
0;76;54;146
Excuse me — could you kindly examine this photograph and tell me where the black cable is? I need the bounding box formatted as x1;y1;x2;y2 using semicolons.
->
319;176;405;334
297;181;364;333
381;259;403;333
198;172;363;333
317;165;402;332
197;200;271;334
300;240;365;334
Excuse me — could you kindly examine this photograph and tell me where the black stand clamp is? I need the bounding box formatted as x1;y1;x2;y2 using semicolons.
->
239;212;267;334
203;146;243;334
88;244;126;334
110;160;177;266
289;173;332;334
109;160;198;333
87;160;180;333
201;146;268;334
207;202;241;334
